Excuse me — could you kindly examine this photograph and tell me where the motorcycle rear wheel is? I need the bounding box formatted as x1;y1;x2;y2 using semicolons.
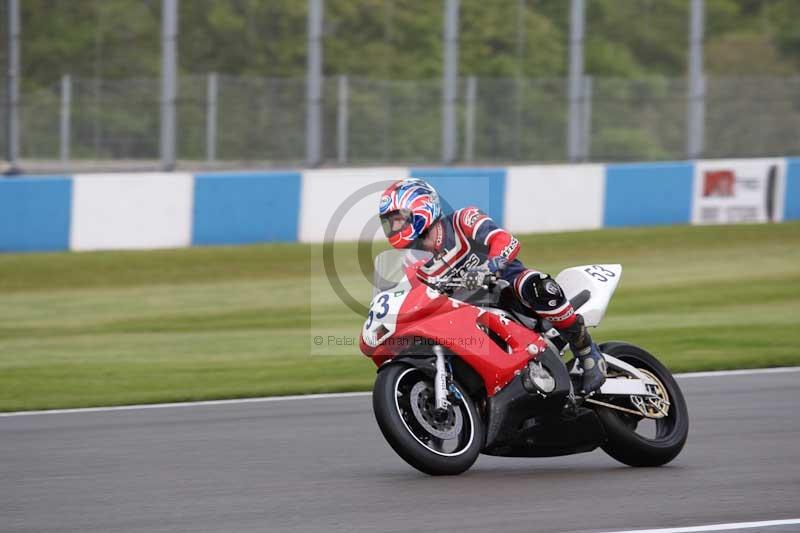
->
373;363;484;476
596;342;689;467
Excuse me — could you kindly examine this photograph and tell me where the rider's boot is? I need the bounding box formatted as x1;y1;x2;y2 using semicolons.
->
559;314;607;394
578;343;607;395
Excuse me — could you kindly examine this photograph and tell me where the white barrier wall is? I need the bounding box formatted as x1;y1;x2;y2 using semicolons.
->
70;173;194;251
299;167;410;243
5;157;798;253
504;165;605;234
692;158;786;224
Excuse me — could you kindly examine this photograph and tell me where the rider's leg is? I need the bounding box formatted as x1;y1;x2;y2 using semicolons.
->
513;270;606;394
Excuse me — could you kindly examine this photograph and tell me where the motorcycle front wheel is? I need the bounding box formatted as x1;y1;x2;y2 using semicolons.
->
372;363;484;476
596;341;689;467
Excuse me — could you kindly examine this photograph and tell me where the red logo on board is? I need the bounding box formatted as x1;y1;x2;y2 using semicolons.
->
703;170;735;197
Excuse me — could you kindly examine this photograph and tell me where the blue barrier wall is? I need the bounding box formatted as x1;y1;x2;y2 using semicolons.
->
785;158;800;220
0;177;72;252
192;172;302;245
410;168;506;226
604;162;694;227
3;159;799;253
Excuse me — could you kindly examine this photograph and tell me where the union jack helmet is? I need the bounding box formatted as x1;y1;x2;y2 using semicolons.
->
378;178;441;249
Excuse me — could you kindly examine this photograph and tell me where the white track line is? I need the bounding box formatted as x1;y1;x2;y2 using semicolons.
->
596;517;800;532
674;367;800;379
0;392;371;417
1;366;798;418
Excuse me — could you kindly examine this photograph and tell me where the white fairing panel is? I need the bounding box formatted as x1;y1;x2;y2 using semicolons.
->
362;282;410;348
555;264;622;327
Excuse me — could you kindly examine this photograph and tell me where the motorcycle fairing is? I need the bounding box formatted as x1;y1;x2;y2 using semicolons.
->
362;279;413;348
369;302;547;396
362;259;550;396
483;405;607;458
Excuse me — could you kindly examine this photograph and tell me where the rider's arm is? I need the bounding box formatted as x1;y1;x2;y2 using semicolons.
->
486;230;520;262
456;207;520;262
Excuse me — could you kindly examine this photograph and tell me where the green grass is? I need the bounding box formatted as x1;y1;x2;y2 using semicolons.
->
1;222;799;411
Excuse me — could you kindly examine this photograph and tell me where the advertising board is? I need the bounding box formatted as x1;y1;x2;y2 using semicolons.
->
692;159;786;224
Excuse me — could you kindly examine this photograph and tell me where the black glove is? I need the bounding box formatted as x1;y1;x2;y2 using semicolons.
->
486;256;509;274
463;269;486;290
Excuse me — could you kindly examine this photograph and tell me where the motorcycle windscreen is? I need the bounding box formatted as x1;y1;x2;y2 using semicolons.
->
372;249;432;297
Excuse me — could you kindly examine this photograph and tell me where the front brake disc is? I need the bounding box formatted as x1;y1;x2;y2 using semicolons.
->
409;381;463;440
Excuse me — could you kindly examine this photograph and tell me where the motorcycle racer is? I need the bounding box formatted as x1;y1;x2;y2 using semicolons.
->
378;178;606;394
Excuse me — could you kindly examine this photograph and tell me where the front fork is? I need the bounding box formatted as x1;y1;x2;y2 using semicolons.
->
433;345;451;411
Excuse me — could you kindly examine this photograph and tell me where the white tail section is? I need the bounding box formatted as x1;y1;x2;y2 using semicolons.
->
555;264;622;327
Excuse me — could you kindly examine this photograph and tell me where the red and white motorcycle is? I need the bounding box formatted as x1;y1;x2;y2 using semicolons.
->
360;250;689;475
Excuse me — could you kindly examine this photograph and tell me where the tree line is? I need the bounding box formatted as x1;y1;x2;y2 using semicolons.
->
5;0;800;89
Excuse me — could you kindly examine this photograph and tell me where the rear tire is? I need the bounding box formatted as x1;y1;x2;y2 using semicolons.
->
596;342;689;467
373;363;484;476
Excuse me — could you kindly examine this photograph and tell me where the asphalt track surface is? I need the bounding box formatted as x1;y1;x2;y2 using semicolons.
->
2;370;799;533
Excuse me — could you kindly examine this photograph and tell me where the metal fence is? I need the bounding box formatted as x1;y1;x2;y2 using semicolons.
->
5;0;800;171
6;73;800;169
705;77;800;159
1;0;9;165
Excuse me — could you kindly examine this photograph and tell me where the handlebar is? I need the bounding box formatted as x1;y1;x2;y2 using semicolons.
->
430;271;497;293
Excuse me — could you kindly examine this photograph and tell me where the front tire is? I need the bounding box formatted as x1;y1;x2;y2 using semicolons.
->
373;363;484;476
596;342;689;467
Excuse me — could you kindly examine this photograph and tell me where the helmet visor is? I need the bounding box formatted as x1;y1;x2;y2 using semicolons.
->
380;209;413;238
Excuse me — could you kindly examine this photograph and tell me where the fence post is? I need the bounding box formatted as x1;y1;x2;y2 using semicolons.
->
567;0;585;163
464;76;476;163
306;0;323;167
382;83;390;160
206;72;217;162
514;78;522;160
60;74;71;162
337;75;348;164
160;0;178;171
580;75;592;161
6;0;20;172
514;0;525;161
687;0;705;159
442;0;459;164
